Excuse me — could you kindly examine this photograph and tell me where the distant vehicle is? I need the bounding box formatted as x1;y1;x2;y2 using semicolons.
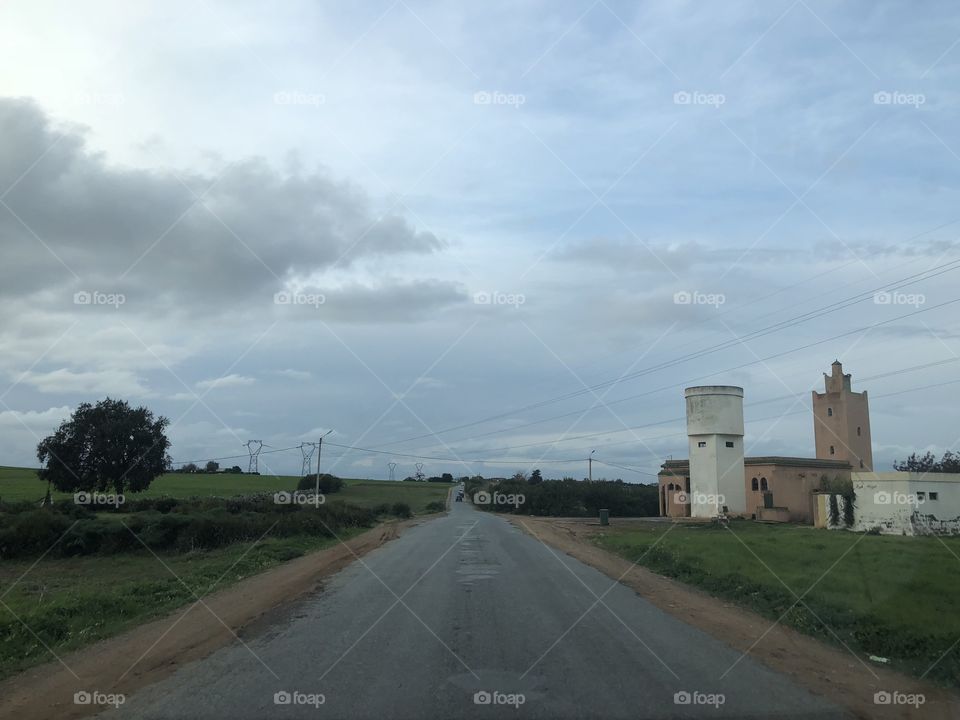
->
455;495;463;502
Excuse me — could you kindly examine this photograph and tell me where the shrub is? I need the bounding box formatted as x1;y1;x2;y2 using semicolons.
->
298;474;344;494
391;502;412;519
0;497;375;559
425;501;446;513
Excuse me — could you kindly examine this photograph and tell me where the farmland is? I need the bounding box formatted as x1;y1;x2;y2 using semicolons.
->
593;520;960;685
0;467;451;514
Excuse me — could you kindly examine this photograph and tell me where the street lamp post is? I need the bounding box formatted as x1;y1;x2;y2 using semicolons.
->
588;449;595;482
315;429;333;506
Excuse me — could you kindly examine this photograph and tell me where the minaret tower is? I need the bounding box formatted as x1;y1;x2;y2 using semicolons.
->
811;361;873;470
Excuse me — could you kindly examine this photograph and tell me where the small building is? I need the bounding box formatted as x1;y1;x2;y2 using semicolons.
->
659;457;851;523
838;472;960;535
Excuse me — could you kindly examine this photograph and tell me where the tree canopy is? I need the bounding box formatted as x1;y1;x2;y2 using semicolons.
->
37;397;171;494
894;451;960;473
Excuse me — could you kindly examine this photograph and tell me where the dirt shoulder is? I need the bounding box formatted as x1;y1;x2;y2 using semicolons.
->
0;518;421;720
509;516;960;720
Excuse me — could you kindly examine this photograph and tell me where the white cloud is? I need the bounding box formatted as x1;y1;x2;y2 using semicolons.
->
195;374;256;391
19;368;150;396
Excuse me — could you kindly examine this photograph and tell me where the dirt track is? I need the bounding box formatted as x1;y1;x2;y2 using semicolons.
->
509;516;960;720
0;520;415;720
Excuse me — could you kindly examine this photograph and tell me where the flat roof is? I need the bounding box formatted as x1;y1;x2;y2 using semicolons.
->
660;456;852;472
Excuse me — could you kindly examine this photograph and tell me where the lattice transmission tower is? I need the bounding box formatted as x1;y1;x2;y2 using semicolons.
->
301;442;318;477
245;440;263;474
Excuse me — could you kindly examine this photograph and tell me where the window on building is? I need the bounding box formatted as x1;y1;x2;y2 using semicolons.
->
725;441;734;448
698;441;706;448
760;477;768;491
668;483;675;491
827;407;833;416
930;492;939;500
857;426;861;436
830;445;835;455
917;492;926;501
751;477;758;491
685;478;690;492
860;460;864;468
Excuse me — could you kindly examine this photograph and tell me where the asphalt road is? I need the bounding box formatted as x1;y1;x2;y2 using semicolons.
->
103;498;845;719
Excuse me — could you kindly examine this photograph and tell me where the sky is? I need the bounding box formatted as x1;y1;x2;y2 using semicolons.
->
1;0;959;482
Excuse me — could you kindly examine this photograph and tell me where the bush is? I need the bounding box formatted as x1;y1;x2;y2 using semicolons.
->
479;478;659;517
298;474;344;494
391;502;412;519
425;501;446;513
0;497;376;559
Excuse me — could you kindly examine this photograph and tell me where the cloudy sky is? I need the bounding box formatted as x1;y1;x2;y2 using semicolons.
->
1;0;959;482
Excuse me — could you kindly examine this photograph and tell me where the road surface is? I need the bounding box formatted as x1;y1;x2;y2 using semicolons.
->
102;498;844;719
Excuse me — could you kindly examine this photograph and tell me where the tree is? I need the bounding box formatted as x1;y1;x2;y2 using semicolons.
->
205;461;220;473
528;469;543;485
441;472;454;483
181;462;199;473
228;465;243;474
893;452;937;472
894;451;960;473
37;398;171;495
512;471;527;483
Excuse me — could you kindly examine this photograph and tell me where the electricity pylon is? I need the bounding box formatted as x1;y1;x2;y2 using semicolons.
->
245;440;263;474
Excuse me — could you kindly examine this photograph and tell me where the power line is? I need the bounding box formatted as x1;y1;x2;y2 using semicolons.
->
367;260;960;451
386;298;960;456
515;217;960;401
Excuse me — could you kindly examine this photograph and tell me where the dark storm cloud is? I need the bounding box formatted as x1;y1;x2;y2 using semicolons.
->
0;98;446;314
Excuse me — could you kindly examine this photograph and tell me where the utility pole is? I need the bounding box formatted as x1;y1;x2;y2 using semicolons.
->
588;449;595;482
315;430;333;506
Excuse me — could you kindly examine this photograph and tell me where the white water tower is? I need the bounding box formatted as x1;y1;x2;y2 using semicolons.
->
685;386;746;518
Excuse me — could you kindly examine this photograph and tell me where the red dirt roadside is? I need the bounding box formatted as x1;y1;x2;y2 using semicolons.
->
0;519;416;720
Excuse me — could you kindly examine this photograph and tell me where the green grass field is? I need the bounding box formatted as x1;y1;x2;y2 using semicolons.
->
0;467;451;513
0;531;362;679
0;467;451;678
594;521;960;686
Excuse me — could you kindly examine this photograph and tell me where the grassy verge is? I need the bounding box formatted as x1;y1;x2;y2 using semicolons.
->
0;530;364;679
594;520;960;686
0;467;451;513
